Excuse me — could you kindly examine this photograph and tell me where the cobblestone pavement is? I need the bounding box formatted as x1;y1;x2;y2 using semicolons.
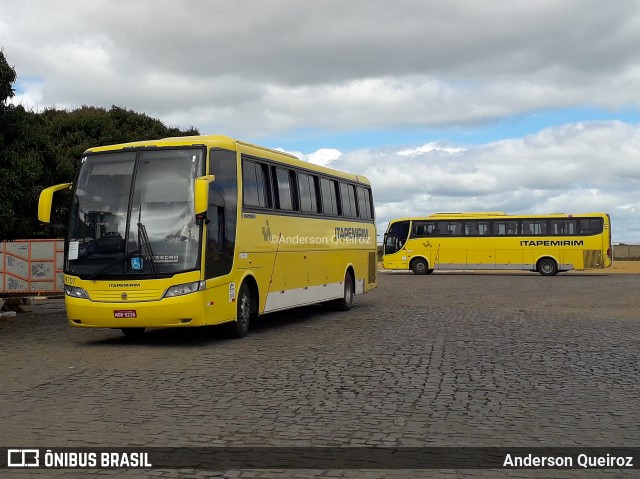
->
1;271;639;478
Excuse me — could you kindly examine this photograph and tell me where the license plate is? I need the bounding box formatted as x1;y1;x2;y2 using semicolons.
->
114;310;137;319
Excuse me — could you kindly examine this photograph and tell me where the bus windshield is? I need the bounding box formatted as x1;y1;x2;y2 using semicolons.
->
66;148;204;278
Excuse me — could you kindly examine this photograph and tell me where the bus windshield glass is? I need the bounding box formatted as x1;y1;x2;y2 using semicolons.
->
66;148;204;278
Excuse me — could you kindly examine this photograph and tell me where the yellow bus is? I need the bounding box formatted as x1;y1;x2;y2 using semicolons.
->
38;135;377;337
383;212;612;276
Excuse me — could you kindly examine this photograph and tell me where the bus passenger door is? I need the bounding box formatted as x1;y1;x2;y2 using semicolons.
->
382;220;410;270
383;233;408;269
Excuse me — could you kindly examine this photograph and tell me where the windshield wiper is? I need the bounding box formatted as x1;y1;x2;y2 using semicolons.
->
136;205;159;278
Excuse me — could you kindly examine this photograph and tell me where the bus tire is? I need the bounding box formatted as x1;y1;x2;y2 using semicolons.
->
411;258;429;275
537;258;558;276
333;270;354;311
121;327;145;338
227;282;252;338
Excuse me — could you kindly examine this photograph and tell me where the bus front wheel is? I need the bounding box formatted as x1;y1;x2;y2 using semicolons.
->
411;258;429;275
537;258;558;276
227;283;252;338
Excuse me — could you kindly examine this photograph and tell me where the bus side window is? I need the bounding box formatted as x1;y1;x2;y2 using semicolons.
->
579;218;602;235
564;220;576;235
242;159;271;209
478;221;490;235
465;221;478;236
320;178;340;216
426;223;435;235
205;189;231;278
298;173;320;214
356;186;373;220
339;182;358;218
274;167;295;211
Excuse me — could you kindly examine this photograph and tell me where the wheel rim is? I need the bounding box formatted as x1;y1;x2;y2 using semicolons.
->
542;262;553;274
416;262;426;272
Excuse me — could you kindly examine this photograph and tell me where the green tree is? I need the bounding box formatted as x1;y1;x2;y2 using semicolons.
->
0;49;16;103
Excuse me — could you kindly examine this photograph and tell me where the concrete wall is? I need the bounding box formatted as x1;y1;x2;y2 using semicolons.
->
1;239;64;294
613;244;640;260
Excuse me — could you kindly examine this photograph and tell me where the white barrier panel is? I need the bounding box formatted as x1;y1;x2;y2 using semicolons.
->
1;240;64;294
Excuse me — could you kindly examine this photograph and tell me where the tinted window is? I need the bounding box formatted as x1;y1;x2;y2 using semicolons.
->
356;186;373;220
578;218;603;235
550;219;577;235
242;160;270;208
521;219;548;236
275;167;294;211
298;173;320;213
437;221;463;236
492;220;518;235
320;178;339;215
413;221;436;237
464;221;478;236
206;149;237;279
386;220;411;252
340;182;357;218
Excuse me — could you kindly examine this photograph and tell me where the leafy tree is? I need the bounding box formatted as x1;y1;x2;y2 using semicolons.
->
0;49;16;103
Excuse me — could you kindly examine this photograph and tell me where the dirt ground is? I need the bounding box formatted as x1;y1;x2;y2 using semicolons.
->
577;259;640;274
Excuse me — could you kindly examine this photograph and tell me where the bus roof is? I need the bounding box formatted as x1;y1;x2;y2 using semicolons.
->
389;212;610;222
84;134;370;185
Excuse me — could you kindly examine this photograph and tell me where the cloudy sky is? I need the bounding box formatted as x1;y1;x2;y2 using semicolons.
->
3;0;640;242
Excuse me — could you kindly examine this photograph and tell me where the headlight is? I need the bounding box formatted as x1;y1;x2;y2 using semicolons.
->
163;281;205;298
65;285;90;299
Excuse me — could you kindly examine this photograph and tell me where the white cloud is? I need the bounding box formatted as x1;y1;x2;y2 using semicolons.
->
324;121;640;243
307;149;342;167
398;142;467;157
3;1;640;136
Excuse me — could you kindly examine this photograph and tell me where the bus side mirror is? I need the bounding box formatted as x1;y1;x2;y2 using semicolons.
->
38;183;72;223
194;175;215;215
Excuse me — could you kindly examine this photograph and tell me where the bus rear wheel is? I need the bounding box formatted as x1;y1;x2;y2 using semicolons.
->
411;258;429;275
537;258;558;276
226;282;252;338
121;327;145;338
333;271;354;311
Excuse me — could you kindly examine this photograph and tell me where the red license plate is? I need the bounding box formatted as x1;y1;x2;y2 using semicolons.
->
114;310;137;319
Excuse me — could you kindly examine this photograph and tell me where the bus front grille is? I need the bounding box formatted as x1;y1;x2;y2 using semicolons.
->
89;290;165;302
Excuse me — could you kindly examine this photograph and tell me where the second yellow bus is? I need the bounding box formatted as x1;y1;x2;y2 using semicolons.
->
383;212;612;276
